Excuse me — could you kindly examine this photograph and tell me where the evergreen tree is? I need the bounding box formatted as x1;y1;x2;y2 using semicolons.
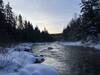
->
63;17;82;41
24;20;28;29
24;21;34;41
63;0;100;42
81;0;99;41
34;26;41;41
0;0;6;33
5;2;16;27
18;14;23;30
5;2;16;35
0;0;54;42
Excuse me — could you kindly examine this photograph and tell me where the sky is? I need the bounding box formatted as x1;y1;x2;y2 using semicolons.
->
4;0;81;34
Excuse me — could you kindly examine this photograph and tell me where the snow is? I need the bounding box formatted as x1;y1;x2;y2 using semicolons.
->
18;64;59;75
13;43;33;51
60;41;100;50
0;72;18;75
9;51;36;64
0;43;59;75
60;41;82;46
93;43;100;50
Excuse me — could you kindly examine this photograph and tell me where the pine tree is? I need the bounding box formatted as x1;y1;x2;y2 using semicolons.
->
0;0;6;33
5;2;16;36
5;2;16;28
63;17;82;41
81;0;99;42
18;14;23;30
24;20;28;29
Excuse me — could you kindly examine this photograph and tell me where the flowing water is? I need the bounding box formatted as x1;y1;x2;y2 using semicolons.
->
32;42;100;75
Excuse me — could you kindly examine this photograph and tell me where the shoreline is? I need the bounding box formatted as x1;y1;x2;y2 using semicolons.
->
60;41;100;50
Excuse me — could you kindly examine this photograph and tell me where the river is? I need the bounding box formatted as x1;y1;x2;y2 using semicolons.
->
32;42;100;75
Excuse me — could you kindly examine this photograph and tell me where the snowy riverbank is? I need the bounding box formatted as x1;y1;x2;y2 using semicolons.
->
60;41;100;50
0;43;59;75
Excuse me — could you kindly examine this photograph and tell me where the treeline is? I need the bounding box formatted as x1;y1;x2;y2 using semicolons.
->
63;0;100;42
0;0;54;42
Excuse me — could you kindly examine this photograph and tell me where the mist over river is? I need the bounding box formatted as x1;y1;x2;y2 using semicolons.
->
32;42;100;75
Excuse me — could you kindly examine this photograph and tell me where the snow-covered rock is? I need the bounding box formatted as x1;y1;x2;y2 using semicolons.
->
10;51;36;64
13;43;33;52
0;51;45;70
18;64;59;75
0;43;59;75
94;44;100;49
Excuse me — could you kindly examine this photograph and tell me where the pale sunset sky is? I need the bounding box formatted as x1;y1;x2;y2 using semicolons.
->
4;0;81;34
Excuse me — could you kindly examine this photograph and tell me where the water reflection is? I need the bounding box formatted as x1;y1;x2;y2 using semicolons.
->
32;42;100;75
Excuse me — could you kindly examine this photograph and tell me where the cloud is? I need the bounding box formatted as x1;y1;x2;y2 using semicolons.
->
4;0;81;33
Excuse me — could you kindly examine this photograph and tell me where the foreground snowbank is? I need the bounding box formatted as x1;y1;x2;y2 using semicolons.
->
0;43;59;75
19;64;59;75
60;41;100;50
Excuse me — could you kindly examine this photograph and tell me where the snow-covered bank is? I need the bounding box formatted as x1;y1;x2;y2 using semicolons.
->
60;41;82;46
93;43;100;50
0;43;59;75
60;41;100;50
